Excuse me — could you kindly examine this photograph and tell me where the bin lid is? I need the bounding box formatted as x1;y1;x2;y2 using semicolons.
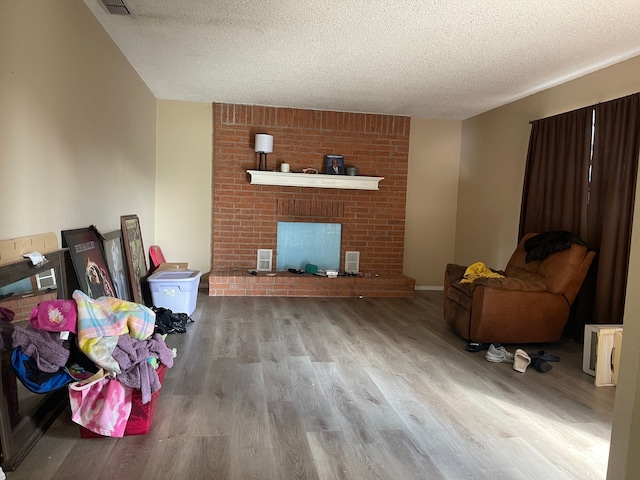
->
147;269;201;282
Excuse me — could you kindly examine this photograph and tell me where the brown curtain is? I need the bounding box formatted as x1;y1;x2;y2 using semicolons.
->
519;108;592;238
520;93;640;340
586;94;640;329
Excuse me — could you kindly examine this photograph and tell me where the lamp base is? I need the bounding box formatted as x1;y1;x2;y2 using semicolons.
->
257;152;269;171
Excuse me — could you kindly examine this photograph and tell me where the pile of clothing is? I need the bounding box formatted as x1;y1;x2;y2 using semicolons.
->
9;290;174;437
152;306;193;334
10;298;95;394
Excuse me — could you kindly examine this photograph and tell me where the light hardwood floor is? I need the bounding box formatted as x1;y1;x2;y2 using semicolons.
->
8;291;615;479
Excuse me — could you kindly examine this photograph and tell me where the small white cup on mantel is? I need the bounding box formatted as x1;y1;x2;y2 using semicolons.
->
280;163;290;173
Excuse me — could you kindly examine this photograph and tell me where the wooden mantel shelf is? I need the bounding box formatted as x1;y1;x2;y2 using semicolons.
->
247;170;384;190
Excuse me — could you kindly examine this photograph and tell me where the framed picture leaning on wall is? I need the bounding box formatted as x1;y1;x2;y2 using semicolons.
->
61;226;116;299
120;214;148;304
101;230;132;301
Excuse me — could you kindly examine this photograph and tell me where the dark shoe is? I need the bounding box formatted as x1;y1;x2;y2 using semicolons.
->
532;350;560;362
532;357;552;373
465;342;490;352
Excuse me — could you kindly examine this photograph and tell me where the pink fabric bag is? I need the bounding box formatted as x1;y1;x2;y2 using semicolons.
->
68;369;133;437
30;299;77;333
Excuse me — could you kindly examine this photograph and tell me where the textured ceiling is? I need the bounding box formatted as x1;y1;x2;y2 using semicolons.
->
83;0;640;119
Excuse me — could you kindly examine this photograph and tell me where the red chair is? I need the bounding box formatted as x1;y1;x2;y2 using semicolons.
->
148;245;167;273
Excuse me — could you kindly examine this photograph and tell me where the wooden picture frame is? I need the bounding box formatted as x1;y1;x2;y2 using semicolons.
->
120;214;147;304
102;230;132;301
61;227;116;299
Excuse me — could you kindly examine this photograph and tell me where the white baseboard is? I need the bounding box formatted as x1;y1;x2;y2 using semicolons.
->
415;286;444;291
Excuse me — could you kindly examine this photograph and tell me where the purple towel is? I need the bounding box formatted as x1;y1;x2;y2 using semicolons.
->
12;325;70;373
112;333;173;404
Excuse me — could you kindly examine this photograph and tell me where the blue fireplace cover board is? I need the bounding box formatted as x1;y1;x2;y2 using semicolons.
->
276;222;341;271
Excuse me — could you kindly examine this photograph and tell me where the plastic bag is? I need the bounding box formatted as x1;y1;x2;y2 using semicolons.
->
68;369;133;437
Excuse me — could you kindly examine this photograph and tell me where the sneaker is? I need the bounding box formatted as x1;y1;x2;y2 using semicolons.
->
485;343;514;363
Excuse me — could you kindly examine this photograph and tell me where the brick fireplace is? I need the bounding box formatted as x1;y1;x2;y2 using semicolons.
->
209;103;415;297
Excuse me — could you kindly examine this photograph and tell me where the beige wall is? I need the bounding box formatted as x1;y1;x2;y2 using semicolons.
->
155;101;212;273
456;55;640;268
0;0;156;246
404;119;462;287
457;54;640;480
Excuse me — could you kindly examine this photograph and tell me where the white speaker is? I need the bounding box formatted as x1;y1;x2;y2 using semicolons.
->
345;251;360;274
257;249;273;271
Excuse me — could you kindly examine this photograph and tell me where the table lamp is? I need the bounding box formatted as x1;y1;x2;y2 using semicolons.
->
255;134;273;171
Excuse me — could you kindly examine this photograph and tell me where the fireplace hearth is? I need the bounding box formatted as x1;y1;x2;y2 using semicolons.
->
208;270;415;297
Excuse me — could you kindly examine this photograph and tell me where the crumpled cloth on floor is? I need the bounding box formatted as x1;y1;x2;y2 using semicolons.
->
112;333;174;404
12;325;70;373
460;262;505;284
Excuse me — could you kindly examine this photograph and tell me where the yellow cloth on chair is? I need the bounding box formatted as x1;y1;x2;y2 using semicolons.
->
460;262;505;284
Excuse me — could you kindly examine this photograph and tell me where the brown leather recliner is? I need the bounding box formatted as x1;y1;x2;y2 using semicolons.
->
444;233;595;344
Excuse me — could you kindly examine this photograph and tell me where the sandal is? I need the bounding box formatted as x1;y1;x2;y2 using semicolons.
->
513;349;531;373
465;342;490;353
531;350;560;362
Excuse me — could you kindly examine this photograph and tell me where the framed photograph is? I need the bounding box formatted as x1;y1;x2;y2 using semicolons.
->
61;227;116;299
101;230;132;301
120;214;147;304
325;154;345;175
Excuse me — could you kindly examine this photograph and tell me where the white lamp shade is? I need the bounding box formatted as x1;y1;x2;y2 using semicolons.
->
254;134;273;153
